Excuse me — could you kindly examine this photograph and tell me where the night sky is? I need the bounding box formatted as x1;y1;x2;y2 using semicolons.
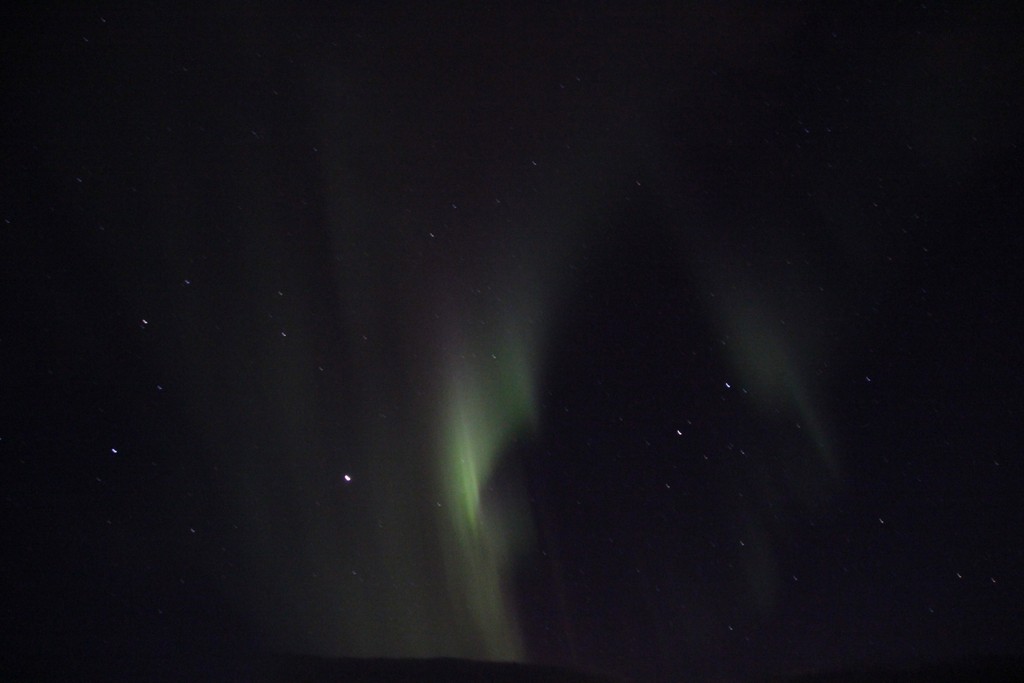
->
4;4;1023;682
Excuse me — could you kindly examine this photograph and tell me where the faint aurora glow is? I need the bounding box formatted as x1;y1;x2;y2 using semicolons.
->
437;326;540;660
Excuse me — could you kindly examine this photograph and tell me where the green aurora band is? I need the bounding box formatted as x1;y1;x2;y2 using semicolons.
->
436;325;541;660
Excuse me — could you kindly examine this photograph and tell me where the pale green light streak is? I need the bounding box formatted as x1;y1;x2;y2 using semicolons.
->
723;298;839;479
438;329;539;661
690;258;841;614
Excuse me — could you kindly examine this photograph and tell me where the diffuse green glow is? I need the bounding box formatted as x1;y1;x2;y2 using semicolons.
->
724;298;838;479
438;330;539;660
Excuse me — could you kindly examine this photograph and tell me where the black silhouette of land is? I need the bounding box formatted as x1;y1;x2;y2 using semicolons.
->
262;655;626;683
256;654;1024;683
5;650;1024;682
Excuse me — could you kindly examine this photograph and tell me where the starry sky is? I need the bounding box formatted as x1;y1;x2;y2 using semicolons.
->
4;4;1023;682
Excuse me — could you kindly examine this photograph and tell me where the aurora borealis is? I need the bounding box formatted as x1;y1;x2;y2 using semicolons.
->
6;5;1024;682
